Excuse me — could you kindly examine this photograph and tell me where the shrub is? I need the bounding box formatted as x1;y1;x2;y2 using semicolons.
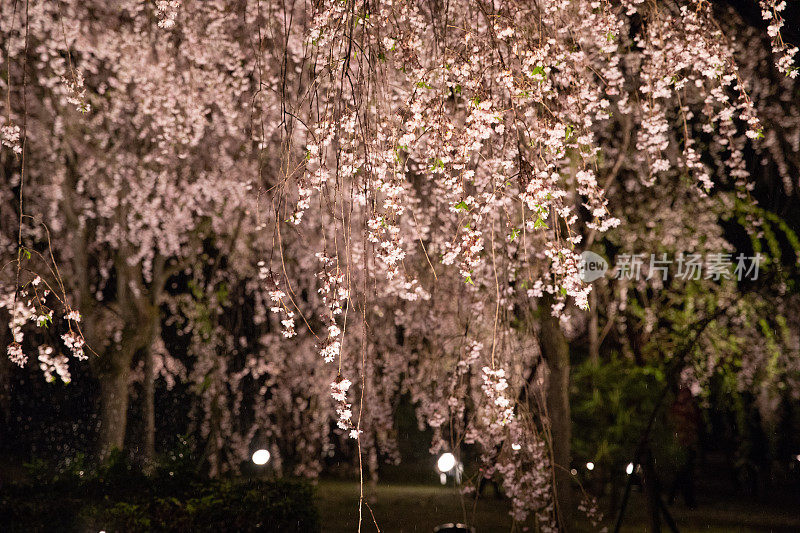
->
0;465;319;532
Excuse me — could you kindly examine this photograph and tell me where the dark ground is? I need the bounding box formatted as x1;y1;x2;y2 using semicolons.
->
316;481;800;532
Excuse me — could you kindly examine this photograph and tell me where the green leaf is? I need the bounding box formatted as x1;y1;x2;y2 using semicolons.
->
454;201;469;212
531;65;546;81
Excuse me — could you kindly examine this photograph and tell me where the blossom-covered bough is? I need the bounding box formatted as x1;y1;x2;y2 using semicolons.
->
2;0;798;529
275;0;798;527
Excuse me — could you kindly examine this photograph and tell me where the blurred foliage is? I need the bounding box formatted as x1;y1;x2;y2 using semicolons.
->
2;444;319;532
571;357;683;481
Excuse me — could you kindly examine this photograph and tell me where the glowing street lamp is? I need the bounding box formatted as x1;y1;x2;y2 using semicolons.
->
625;462;634;475
436;452;461;485
252;449;271;466
437;452;457;473
586;462;595;471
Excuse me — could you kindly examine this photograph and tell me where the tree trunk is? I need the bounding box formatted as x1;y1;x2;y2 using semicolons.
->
642;448;662;533
143;341;156;466
539;300;572;527
589;288;599;365
0;339;10;428
94;329;140;460
143;313;160;466
99;362;131;458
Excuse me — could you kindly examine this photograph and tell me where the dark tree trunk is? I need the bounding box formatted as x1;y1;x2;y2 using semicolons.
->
143;313;160;466
589;288;599;365
98;359;131;458
143;341;156;465
0;332;10;428
642;448;662;533
63;149;167;464
93;313;155;460
539;298;572;527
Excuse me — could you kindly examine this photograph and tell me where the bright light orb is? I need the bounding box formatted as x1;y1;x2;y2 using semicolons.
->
625;462;634;475
586;462;595;471
252;449;271;465
437;452;457;473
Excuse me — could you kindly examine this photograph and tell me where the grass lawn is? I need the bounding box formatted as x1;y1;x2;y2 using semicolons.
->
316;481;514;532
316;481;800;532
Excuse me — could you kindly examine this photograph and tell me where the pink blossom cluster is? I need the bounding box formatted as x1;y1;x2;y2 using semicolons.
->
259;263;296;338
480;366;515;427
1;123;22;155
38;345;72;384
61;331;86;361
61;69;91;113
760;1;799;78
331;377;359;439
315;253;347;363
2;281;85;373
578;494;606;531
155;0;181;30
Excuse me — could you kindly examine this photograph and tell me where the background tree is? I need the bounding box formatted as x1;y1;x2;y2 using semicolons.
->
2;1;798;530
